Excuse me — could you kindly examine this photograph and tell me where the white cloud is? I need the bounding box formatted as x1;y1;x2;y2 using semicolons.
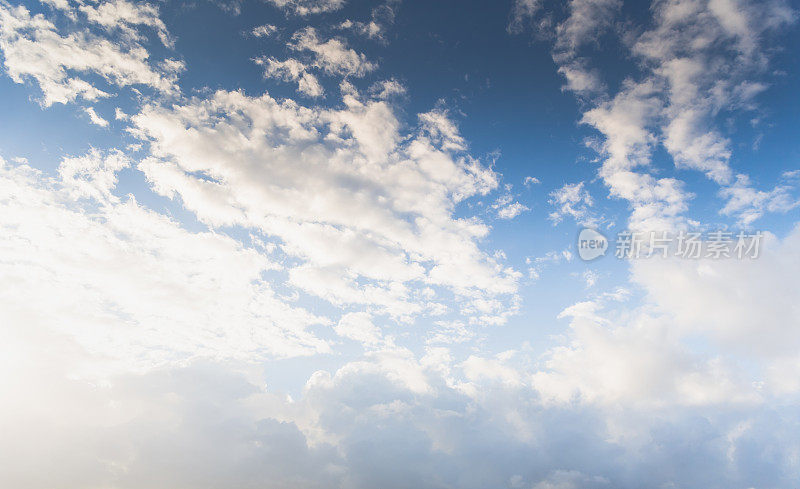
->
782;169;800;180
251;24;277;38
337;19;383;40
548;181;596;225
557;61;604;95
493;193;530;220
82;106;109;127
0;1;182;107
370;79;406;99
462;354;522;387
426;320;474;345
255;57;325;97
497;201;530;220
289;27;377;77
255;28;376;96
264;0;346;16
526;249;573;281
3;342;799;489
2;3;800;489
514;0;796;230
532;223;800;410
508;0;546;34
524;176;540;186
553;0;622;56
720;174;799;225
77;0;173;47
129;87;518;323
0;152;329;373
631;0;795;213
336;0;400;41
532;299;759;408
630;226;800;360
580;80;693;231
335;312;383;347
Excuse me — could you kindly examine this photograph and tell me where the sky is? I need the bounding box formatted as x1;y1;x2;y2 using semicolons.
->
1;0;800;488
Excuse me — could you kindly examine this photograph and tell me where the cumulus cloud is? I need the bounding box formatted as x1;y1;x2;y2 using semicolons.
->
497;201;530;219
512;0;796;229
255;57;325;97
533;224;800;408
0;152;330;372
251;23;277;37
548;181;597;225
720;174;800;225
493;192;530;220
336;0;401;41
129;86;518;323
524;175;541;186
4;321;800;489
82;106;109;127
370;78;406;99
335;312;383;347
289;27;377;77
265;0;346;16
255;27;377;96
1;142;798;488
630;226;800;360
580;79;693;231
77;0;173;47
533;299;756;407
0;1;182;106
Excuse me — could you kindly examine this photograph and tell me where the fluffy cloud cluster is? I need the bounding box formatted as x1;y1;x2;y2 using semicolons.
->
4;301;800;489
0;0;182;106
256;27;377;97
0;153;329;371
335;0;401;41
265;0;346;16
548;181;596;225
129;85;518;325
514;0;798;230
493;189;530;220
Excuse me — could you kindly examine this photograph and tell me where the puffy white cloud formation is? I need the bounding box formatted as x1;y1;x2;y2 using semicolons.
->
493;192;530;220
256;57;326;97
251;23;277;38
3;300;800;489
548;181;597;225
511;0;798;230
129;85;519;323
3;144;798;487
289;27;377;77
0;0;182;106
336;0;400;41
256;27;377;97
0;153;329;371
265;0;346;16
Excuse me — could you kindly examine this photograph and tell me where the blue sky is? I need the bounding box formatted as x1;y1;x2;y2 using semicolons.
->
1;1;800;488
